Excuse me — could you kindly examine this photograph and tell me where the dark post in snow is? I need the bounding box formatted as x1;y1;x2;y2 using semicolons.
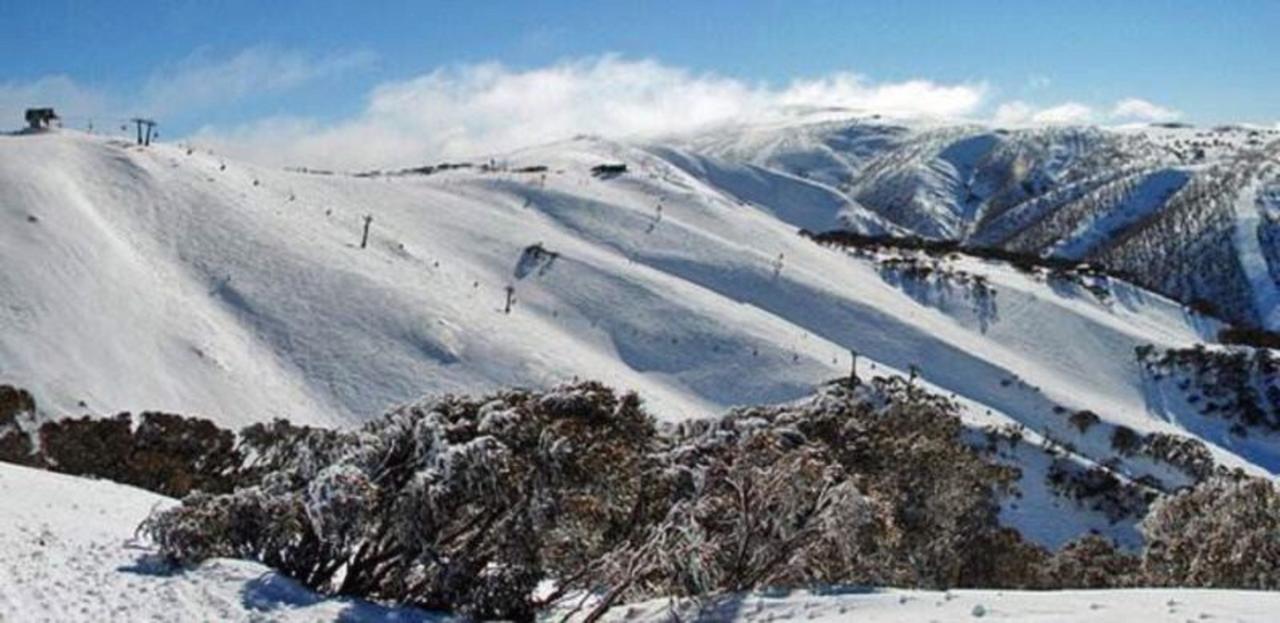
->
503;285;515;314
848;349;860;388
360;215;373;249
908;363;920;388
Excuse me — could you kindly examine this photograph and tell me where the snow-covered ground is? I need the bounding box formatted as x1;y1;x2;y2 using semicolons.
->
1231;173;1280;327
0;461;442;622
3;460;1279;623
605;587;1280;622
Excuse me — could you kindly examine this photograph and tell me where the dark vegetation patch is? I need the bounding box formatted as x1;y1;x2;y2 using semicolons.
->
804;231;1119;278
0;386;324;497
1137;344;1280;433
1219;326;1280;350
590;163;628;178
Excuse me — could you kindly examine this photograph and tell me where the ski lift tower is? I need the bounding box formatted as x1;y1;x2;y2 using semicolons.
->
130;118;158;146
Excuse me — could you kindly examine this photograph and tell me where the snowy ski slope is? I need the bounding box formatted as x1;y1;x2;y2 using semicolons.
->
0;130;1263;463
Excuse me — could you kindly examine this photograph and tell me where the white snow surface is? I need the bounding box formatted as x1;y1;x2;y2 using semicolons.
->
1232;172;1280;327
0;461;443;622
3;460;1279;623
601;587;1280;622
4;131;1278;478
0;132;1209;417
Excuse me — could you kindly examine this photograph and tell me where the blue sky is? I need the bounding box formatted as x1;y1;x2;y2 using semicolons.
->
2;0;1275;166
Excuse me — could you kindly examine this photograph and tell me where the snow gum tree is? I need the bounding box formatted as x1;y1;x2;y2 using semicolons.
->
141;377;1043;618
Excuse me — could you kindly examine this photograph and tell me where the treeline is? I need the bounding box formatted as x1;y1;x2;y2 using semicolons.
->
806;230;1280;349
803;230;1119;278
0;386;323;497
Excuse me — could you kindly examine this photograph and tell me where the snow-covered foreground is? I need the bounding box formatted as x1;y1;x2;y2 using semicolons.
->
0;462;442;623
2;460;1278;623
607;587;1280;622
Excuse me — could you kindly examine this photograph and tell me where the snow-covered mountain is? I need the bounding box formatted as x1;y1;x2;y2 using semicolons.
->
671;117;1280;328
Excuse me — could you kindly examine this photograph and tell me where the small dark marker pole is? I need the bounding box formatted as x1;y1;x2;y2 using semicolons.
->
848;349;860;388
360;215;373;249
503;286;515;314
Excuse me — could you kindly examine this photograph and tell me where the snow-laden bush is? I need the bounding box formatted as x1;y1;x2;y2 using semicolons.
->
145;382;659;621
0;385;38;460
1042;534;1139;588
141;378;1031;618
0;410;240;496
1141;475;1280;589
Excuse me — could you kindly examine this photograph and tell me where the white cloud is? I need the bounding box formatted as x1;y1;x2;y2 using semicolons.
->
6;51;1196;171
992;101;1035;125
191;55;989;169
1109;97;1181;123
992;100;1095;125
1031;102;1096;124
143;46;376;115
775;74;987;118
993;97;1182;127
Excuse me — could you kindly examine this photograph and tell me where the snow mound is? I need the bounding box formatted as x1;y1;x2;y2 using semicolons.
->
0;461;445;622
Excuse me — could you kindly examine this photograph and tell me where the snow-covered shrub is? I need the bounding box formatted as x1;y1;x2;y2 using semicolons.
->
1068;409;1100;433
1140;433;1215;482
141;378;1040;617
647;378;1028;591
1110;425;1141;455
0;385;35;424
617;425;892;600
0;385;38;461
27;411;239;496
140;486;309;570
1042;534;1139;588
144;382;659;621
1141;475;1280;589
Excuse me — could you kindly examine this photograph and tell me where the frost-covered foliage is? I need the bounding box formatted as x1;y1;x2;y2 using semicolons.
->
143;382;660;620
1142;475;1280;589
0;385;38;459
140;378;1040;619
1041;534;1140;588
0;397;339;498
1140;433;1216;482
0;408;243;497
